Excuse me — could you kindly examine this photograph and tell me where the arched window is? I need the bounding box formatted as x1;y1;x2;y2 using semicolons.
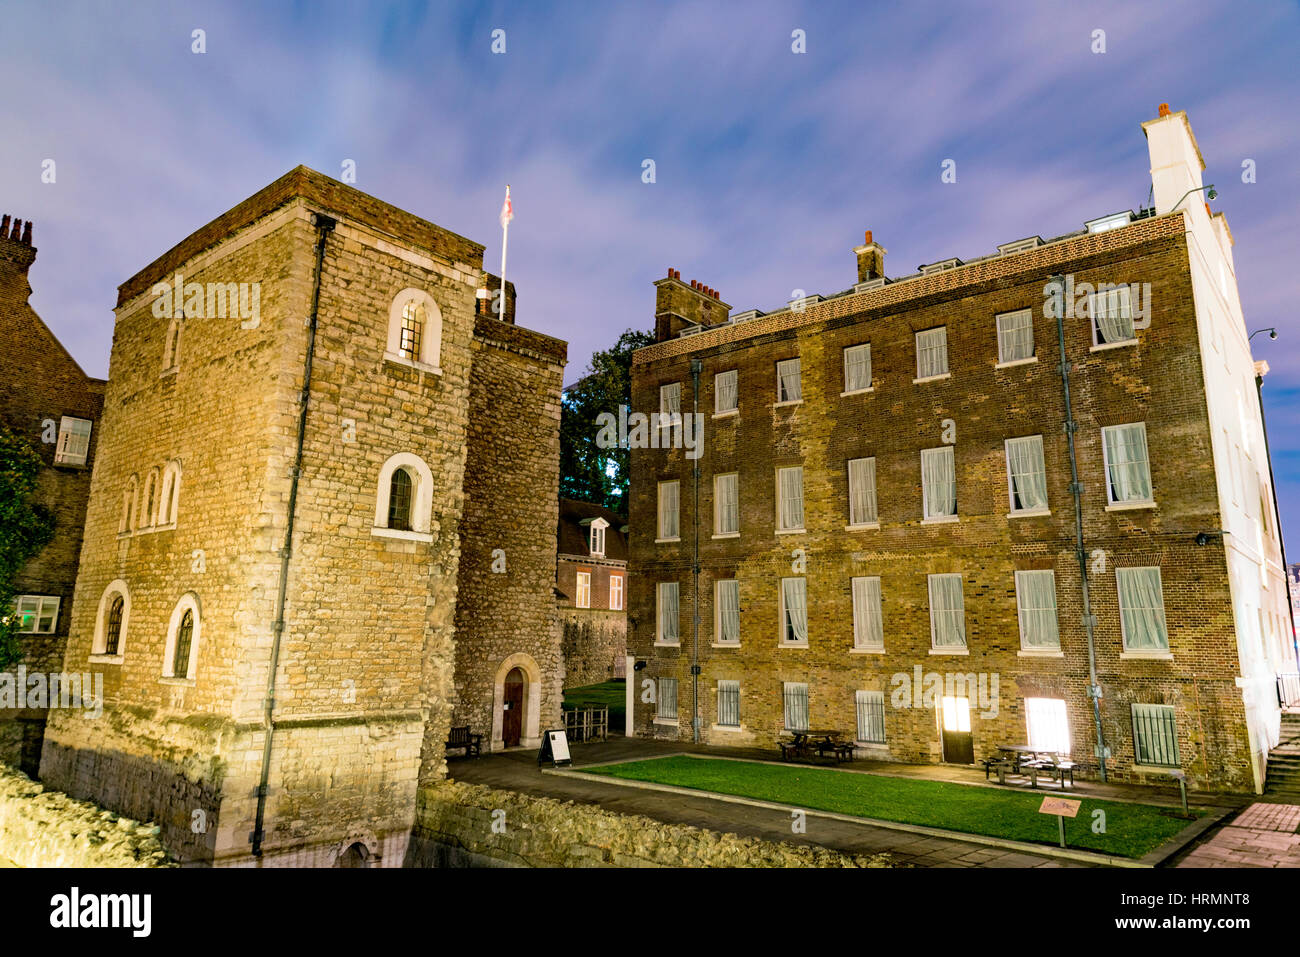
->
120;475;139;534
373;452;435;541
140;468;160;529
163;593;201;681
92;580;131;658
158;459;182;527
385;289;443;372
388;468;413;531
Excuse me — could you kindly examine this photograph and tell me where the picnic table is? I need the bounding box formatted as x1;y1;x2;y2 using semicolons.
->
983;745;1076;789
779;729;855;763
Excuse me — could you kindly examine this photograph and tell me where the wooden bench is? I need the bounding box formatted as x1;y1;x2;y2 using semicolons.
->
445;725;482;758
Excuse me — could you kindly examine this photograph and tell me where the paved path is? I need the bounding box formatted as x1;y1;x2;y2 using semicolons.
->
451;739;1091;867
1176;802;1300;868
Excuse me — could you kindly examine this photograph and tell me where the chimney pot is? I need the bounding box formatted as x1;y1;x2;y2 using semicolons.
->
11;219;21;240
21;221;31;245
0;215;9;237
1158;103;1171;117
667;267;673;278
864;229;872;245
673;269;680;280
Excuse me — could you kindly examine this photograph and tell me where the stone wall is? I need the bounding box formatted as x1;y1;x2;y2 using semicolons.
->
406;779;892;868
0;761;173;868
560;608;627;687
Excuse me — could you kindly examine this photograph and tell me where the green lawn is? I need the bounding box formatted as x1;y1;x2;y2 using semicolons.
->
585;756;1199;858
562;680;626;724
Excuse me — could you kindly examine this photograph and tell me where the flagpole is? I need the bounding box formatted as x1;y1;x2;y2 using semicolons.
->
499;184;510;319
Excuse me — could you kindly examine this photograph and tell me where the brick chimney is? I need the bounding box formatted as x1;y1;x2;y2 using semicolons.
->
653;268;731;342
854;230;886;283
477;271;517;324
0;213;37;287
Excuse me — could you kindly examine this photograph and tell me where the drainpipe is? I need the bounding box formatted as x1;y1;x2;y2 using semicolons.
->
252;211;335;859
690;357;702;743
1253;370;1300;676
1051;274;1108;782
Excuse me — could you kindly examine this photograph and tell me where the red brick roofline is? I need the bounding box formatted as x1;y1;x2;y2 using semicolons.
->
0;214;33;246
116;166;487;309
633;211;1189;365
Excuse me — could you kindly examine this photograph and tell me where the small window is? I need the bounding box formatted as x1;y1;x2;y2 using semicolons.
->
783;682;810;731
387;468;413;530
847;457;877;526
996;310;1034;363
776;358;802;403
13;595;59;634
1131;703;1179;767
140;468;159;529
386;289;443;370
1005;436;1048;513
657;582;679;643
657;480;680;540
1015;570;1059;650
717;680;740;727
843;343;872;393
54;417;92;466
714;370;738;414
1090;285;1137;345
398;300;424;361
1102;423;1153;505
657;677;679;720
779;577;807;645
170;609;195;679
575;571;591;609
921;447;957;520
1025;697;1070;754
609;574;624;611
1117;567;1169;652
915;327;949;379
776;466;804;531
928;573;965;649
715;579;740;644
855;690;886;744
659;382;681;427
714;473;739;535
104;596;124;655
851;577;883;650
589;519;607;557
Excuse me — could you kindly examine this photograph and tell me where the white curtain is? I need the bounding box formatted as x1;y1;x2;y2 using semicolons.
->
1025;697;1070;753
784;683;809;731
856;690;886;743
845;344;872;392
660;382;681;413
779;467;804;529
916;328;948;378
658;678;678;718
777;358;802;402
1016;570;1059;649
782;577;808;643
928;574;966;648
1093;287;1135;343
659;583;679;642
718;579;740;643
658;481;679;538
849;457;877;524
715;370;738;413
716;473;738;534
1007;436;1048;511
922;448;956;518
997;311;1034;362
1104;424;1152;503
1117;567;1168;650
852;576;883;649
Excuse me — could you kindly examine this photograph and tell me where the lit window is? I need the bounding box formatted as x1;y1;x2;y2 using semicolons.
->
776;358;802;403
915;327;949;379
1102;423;1153;505
54;417;92;466
1025;697;1070;754
386;289;443;370
399;300;424;361
575;571;591;609
609;574;624;611
13;595;59;634
996;309;1034;363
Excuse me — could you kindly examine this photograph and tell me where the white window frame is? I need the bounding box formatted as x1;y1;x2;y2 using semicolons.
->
384;288;443;373
656;677;679;721
851;576;884;651
714;369;738;416
1015;570;1060;653
656;582;680;645
53;416;93;466
372;452;435;542
609;574;624;611
1101;423;1154;508
90;579;131;661
782;682;810;732
1089;284;1138;349
921;446;957;522
659;382;682;434
775;465;805;533
157;459;182;528
714;472;739;537
778;576;808;646
847;457;878;528
714;578;740;645
842;343;873;395
657;480;681;541
914;327;950;381
1116;566;1171;656
995;309;1035;366
775;357;802;404
855;689;886;744
927;573;967;652
1005;435;1049;516
161;592;201;683
717;679;741;728
589;518;608;557
575;571;592;609
13;595;59;634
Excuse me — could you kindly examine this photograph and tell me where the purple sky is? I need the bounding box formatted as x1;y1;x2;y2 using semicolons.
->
3;0;1299;547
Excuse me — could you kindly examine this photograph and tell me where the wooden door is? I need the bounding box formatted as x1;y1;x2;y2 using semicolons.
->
940;696;974;764
503;668;525;747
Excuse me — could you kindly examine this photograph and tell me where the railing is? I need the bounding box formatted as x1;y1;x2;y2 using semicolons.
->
1278;673;1300;708
563;706;608;743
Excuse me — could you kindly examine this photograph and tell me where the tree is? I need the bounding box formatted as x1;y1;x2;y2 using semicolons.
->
559;328;654;515
0;425;56;669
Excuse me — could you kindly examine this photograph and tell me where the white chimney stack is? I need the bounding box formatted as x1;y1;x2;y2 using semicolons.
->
1142;103;1208;220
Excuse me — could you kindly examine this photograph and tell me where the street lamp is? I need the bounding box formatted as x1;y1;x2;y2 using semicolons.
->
1169;184;1217;213
1249;327;1278;342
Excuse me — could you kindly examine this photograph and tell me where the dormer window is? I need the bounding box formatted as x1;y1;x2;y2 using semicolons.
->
590;518;608;557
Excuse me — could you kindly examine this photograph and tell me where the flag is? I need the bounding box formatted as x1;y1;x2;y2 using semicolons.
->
499;185;513;229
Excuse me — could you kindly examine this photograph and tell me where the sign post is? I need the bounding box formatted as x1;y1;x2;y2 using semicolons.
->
1038;796;1081;848
537;728;571;768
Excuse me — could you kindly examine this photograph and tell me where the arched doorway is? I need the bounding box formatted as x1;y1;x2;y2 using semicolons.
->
503;668;525;747
336;842;370;868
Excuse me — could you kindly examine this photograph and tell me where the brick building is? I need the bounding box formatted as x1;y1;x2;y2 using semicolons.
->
38;167;566;866
628;106;1290;794
0;214;105;775
556;498;629;688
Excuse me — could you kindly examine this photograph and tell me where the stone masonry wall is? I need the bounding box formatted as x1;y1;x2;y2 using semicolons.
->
560;608;627;687
406;779;892;868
